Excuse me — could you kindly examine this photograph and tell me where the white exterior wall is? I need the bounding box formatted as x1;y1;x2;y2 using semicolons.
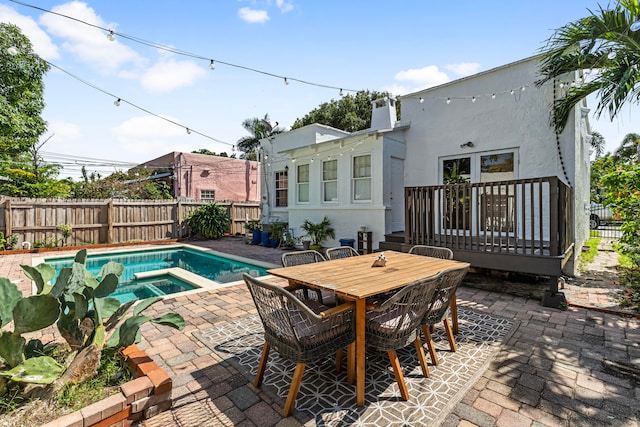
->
261;123;406;250
401;56;590;273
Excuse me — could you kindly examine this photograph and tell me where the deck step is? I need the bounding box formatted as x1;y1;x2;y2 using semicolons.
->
379;241;404;252
383;232;405;243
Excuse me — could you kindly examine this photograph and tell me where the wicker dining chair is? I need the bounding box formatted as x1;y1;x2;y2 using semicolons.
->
408;244;461;335
325;246;360;260
420;265;470;366
281;250;337;306
365;273;441;400
408;245;454;260
243;273;355;417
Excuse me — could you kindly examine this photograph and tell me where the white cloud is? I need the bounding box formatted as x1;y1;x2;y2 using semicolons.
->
394;65;450;90
48;120;82;141
140;59;206;92
445;62;482;77
0;5;59;60
39;1;142;72
276;0;294;13
113;115;188;155
238;7;270;23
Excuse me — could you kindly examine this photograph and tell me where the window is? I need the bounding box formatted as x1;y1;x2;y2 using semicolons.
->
322;160;338;202
275;170;288;207
352;155;371;201
297;164;309;203
200;189;215;201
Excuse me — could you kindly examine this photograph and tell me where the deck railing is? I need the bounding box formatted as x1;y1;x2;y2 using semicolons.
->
404;176;573;257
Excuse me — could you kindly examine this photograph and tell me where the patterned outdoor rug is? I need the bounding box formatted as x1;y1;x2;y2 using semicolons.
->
194;308;516;426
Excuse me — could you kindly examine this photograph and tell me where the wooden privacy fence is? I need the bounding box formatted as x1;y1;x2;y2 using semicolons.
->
0;197;260;248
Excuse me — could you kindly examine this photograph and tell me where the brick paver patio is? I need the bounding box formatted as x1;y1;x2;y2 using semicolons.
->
0;238;638;426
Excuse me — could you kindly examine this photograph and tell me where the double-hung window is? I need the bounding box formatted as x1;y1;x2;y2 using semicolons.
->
297;164;309;203
275;170;288;207
352;155;371;202
322;160;338;202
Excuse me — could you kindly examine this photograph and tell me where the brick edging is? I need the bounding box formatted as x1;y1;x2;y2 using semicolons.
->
41;344;173;427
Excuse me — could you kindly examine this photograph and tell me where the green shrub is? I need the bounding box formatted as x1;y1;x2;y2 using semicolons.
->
184;203;231;239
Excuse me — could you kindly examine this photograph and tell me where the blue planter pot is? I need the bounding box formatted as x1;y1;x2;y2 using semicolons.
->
261;231;271;247
251;230;261;245
271;238;279;248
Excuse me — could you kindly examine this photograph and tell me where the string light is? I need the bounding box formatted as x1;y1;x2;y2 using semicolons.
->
284;77;289;85
510;89;515;95
521;86;526;91
339;89;343;96
446;98;451;104
113;98;121;106
419;97;424;103
8;0;361;94
471;96;476;103
491;93;496;99
186;128;191;135
209;59;215;70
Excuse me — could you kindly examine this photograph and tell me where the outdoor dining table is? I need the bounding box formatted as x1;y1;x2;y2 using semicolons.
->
267;250;470;406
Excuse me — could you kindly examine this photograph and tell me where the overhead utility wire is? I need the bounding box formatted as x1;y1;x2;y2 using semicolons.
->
9;0;361;93
45;61;234;147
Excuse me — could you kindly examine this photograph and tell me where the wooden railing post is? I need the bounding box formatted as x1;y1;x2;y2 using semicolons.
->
548;177;559;256
107;200;113;244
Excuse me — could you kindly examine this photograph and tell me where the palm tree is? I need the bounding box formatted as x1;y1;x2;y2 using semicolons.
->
537;0;640;132
590;131;606;158
614;132;640;162
236;114;281;159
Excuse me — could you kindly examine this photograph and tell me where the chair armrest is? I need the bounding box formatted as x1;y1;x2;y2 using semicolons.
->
319;301;355;318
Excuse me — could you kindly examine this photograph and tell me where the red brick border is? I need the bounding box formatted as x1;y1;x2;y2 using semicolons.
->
41;344;172;427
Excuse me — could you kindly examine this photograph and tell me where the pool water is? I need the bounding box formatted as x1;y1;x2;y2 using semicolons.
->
45;247;268;303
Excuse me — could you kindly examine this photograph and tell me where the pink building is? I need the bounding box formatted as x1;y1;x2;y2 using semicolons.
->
138;152;260;202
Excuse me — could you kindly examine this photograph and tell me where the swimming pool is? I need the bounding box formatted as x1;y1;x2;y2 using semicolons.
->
42;246;271;303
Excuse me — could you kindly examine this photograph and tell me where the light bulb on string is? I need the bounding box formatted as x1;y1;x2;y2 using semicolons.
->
186;128;191;135
284;77;289;85
339;88;343;96
559;82;565;89
521;86;526;91
510;89;515;95
107;30;115;41
7;46;18;55
113;98;121;107
491;93;496;99
232;145;235;152
419;97;424;103
446;98;451;104
471;96;476;103
210;60;215;70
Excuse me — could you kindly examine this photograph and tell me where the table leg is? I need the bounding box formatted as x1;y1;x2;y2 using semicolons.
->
355;298;365;406
450;292;458;335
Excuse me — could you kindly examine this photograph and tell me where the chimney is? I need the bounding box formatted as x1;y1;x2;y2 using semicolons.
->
370;96;397;131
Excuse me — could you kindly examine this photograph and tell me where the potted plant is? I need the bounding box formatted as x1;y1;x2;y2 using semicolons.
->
245;220;262;245
301;216;335;251
269;222;287;248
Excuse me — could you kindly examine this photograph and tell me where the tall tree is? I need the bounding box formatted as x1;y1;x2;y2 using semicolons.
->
590;131;606;158
613;132;640;162
0;23;49;155
537;0;640;132
236;113;281;160
291;90;398;132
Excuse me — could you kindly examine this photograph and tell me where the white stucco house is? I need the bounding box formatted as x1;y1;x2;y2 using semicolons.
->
259;55;591;300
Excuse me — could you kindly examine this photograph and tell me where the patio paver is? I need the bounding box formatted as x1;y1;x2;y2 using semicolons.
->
1;238;638;426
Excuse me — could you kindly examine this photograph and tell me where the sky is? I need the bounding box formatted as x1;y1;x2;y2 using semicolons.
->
1;0;638;180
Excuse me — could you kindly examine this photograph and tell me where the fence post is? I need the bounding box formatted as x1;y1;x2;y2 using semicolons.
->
176;200;182;238
4;199;11;237
107;200;113;244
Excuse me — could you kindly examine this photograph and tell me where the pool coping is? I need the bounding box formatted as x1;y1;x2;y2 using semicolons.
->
31;243;280;298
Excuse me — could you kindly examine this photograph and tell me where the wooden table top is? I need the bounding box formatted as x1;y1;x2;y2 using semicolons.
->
267;250;470;300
